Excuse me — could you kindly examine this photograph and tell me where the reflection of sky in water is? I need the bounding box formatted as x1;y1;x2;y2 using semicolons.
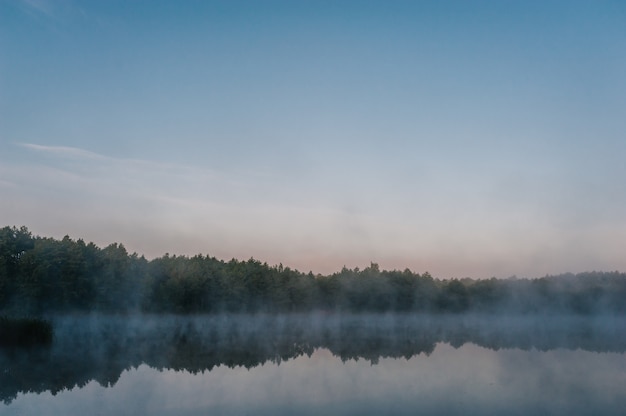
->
3;343;626;416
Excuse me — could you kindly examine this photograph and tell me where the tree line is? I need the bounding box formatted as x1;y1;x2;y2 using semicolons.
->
1;226;626;315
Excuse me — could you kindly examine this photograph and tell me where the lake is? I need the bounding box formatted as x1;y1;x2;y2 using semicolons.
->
2;314;626;415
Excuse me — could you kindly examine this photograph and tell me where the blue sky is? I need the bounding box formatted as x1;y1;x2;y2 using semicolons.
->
1;0;625;278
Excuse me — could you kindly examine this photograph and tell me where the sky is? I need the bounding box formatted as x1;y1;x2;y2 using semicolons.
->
1;0;625;278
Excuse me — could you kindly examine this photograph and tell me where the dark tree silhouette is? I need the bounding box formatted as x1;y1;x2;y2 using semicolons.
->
1;226;626;315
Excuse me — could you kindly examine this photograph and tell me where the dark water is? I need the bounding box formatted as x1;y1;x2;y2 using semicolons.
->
1;314;626;415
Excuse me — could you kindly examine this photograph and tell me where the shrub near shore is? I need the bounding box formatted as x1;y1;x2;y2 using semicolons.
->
0;316;53;347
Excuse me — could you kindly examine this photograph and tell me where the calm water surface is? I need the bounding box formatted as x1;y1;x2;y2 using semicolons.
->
2;314;625;415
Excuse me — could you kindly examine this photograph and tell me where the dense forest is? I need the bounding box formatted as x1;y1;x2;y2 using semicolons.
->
1;226;626;315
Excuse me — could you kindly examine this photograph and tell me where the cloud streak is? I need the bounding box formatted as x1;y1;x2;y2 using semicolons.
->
19;0;54;17
20;143;108;160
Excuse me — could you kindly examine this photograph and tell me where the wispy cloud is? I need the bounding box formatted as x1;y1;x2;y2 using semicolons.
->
17;0;92;26
18;142;232;184
19;0;55;18
14;143;314;210
20;143;108;160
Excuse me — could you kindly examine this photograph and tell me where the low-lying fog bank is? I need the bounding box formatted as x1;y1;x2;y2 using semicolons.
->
1;313;626;404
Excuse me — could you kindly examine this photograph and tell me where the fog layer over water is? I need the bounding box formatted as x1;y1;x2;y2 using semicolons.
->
1;314;626;415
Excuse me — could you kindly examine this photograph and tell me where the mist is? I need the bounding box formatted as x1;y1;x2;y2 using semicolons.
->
2;313;626;414
3;226;626;414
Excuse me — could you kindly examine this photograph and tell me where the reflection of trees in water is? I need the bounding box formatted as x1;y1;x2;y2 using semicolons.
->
1;314;626;404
